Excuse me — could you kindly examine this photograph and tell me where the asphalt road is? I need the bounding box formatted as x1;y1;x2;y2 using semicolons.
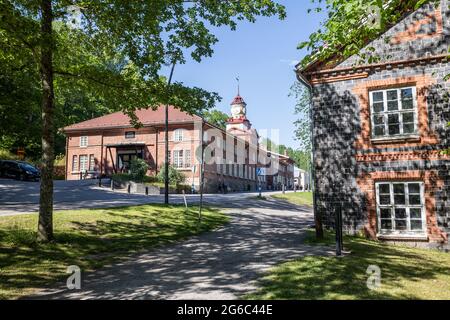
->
0;178;298;216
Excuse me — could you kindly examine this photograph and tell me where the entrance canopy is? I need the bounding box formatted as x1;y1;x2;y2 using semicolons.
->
105;142;146;148
105;142;146;173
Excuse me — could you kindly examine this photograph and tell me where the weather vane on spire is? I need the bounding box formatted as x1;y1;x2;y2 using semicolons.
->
236;76;240;95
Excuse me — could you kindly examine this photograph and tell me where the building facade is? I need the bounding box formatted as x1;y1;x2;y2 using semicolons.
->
63;94;294;193
297;1;449;245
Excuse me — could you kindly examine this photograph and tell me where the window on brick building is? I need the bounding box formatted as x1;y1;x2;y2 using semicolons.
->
89;154;95;171
370;87;417;138
173;150;191;168
184;150;191;168
125;131;135;139
80;136;88;147
376;182;425;235
72;155;78;172
173;129;185;142
173;150;184;168
79;155;88;172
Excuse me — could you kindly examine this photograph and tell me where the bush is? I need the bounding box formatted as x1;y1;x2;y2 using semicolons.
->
157;164;186;186
129;158;148;182
54;154;65;166
0;149;19;160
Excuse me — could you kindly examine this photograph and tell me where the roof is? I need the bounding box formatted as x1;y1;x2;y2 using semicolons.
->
63;105;202;132
105;142;147;148
296;1;424;75
230;95;246;105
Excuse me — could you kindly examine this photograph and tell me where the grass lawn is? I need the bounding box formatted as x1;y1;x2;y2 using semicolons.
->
0;204;228;299
271;192;313;206
247;230;450;300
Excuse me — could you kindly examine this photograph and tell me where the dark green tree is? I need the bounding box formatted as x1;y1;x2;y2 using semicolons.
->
202;109;230;129
0;0;285;242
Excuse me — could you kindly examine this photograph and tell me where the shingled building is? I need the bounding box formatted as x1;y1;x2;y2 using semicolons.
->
297;1;449;246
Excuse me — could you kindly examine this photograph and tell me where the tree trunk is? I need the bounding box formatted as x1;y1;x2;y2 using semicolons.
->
315;212;324;239
37;0;54;242
313;188;324;239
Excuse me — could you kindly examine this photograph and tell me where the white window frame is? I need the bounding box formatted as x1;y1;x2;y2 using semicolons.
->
173;129;185;142
80;136;88;147
369;86;418;139
72;155;78;172
173;150;184;168
125;131;135;139
184;150;191;168
79;155;88;172
375;181;426;236
89;154;95;171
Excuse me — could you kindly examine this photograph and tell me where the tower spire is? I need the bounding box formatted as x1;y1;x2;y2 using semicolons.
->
236;76;240;95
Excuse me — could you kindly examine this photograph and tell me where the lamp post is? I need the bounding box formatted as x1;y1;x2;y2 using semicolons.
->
164;61;176;205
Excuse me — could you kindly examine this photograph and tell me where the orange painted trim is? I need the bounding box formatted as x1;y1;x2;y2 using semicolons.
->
357;170;447;243
352;75;439;150
391;7;443;44
356;150;449;163
304;54;448;78
310;72;369;85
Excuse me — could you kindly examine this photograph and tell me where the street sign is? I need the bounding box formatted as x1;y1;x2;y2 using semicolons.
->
256;167;266;176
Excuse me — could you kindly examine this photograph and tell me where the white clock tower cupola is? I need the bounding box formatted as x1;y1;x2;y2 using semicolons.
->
226;88;252;132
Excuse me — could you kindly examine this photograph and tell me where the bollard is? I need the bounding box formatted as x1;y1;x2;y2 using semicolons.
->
335;203;344;256
145;186;149;195
127;184;131;194
111;179;114;191
79;171;82;180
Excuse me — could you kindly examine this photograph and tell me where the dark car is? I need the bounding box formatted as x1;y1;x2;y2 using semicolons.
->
0;160;40;181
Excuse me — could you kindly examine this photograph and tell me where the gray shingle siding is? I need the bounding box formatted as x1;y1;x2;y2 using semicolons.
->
310;1;450;241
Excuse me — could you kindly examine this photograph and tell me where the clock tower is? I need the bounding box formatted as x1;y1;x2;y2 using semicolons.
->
226;93;252;132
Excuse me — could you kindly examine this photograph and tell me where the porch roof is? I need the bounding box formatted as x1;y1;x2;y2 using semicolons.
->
105;142;146;148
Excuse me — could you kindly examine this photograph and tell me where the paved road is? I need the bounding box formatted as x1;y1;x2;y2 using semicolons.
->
29;198;329;300
0;178;297;216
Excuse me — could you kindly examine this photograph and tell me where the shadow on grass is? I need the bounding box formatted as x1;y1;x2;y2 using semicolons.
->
247;232;450;300
0;204;228;299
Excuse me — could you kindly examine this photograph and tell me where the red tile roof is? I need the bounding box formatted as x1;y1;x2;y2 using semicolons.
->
63;105;202;132
230;94;246;105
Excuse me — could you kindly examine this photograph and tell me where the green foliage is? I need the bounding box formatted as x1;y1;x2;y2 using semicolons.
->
129;158;149;182
0;0;286;157
290;82;312;154
299;0;439;68
271;192;313;206
260;137;311;171
157;164;186;186
202;109;230;129
0;149;19;160
53;154;65;166
246;233;450;300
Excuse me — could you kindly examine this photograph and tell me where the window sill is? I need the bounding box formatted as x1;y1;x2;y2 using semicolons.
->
377;233;428;241
371;135;420;144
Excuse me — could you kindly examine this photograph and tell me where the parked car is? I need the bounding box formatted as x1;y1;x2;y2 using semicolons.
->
0;160;40;181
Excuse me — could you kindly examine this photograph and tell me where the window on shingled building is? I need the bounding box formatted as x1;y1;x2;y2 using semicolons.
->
370;87;417;139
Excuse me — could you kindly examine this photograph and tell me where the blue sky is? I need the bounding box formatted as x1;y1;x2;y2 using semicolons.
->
172;1;326;149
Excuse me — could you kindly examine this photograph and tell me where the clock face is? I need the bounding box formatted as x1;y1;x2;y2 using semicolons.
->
231;105;242;116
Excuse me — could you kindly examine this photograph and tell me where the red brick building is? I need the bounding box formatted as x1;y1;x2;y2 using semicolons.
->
63;94;294;193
